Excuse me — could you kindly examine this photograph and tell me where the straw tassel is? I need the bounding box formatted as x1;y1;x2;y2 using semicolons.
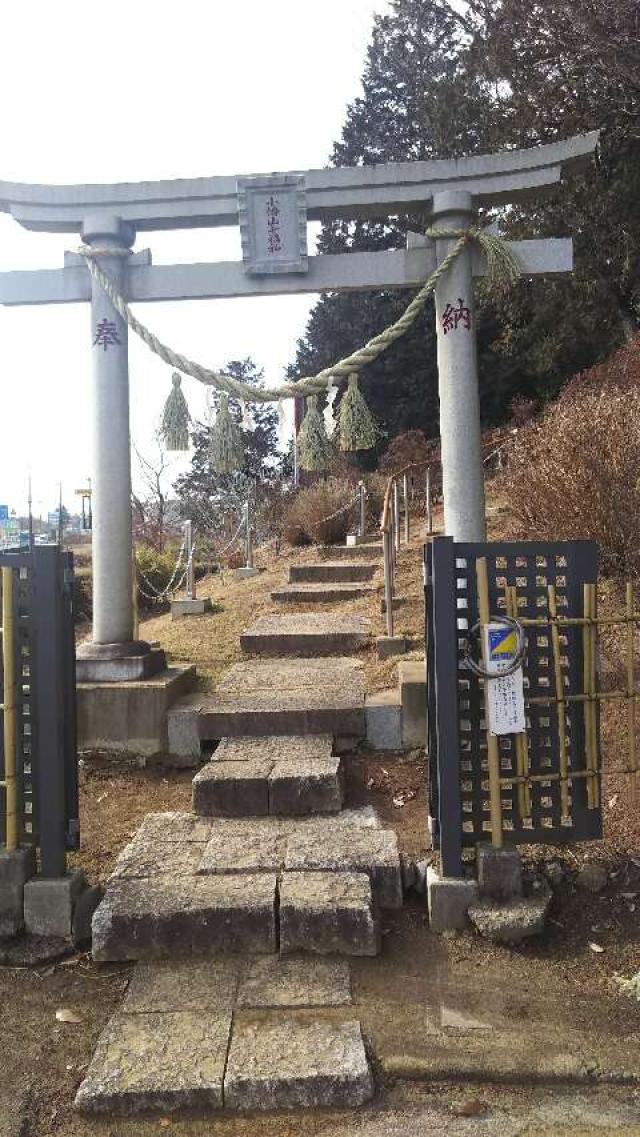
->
298;395;333;472
161;372;190;451
209;393;244;473
338;373;377;451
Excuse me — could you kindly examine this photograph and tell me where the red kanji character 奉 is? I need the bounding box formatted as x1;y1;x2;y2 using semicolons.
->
92;318;121;352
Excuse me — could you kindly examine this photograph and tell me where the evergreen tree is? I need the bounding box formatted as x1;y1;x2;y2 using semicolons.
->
290;0;640;456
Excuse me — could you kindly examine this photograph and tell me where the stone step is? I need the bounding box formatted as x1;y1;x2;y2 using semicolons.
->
279;871;379;957
240;613;370;657
271;582;377;603
91;807;400;962
192;736;343;817
289;561;377;584
317;541;382;560
76;963;373;1114
92;873;279;962
197;658;366;741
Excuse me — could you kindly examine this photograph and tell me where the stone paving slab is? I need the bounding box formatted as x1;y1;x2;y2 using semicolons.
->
195;814;390;879
240;614;370;657
213;735;334;763
192;757;272;817
92;873;278;961
237;956;352;1008
217;657;364;695
280;872;379;957
135;811;214;844
192;737;343;817
109;837;205;881
198;691;365;739
271;582;377;603
75;1009;231;1115
199;660;364;740
123;958;240;1013
269;755;343;815
223;1017;373;1111
289;562;377;583
284;828;403;909
198;825;286;874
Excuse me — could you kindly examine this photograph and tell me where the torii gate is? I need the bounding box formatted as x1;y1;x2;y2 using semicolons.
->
0;132;598;679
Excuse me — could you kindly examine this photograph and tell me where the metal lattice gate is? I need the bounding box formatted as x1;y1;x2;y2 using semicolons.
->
0;545;78;875
425;537;602;877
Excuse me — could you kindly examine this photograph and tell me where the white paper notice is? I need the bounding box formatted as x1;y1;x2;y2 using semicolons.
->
482;623;526;736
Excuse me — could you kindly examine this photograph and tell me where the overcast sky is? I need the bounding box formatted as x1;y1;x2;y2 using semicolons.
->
0;0;389;519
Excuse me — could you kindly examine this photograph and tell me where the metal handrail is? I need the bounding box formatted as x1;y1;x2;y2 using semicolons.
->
379;459;437;637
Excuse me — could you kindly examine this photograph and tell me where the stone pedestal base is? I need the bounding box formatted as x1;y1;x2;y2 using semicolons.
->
0;846;36;940
76;641;167;683
427;866;478;932
170;597;213;619
235;566;260;579
376;635;408;660
24;870;88;938
77;665;197;758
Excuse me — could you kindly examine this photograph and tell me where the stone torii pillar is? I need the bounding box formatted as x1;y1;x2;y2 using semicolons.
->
81;214;138;660
0;132;598;677
432;191;486;542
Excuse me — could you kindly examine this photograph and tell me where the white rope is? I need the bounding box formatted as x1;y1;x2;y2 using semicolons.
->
77;231;478;404
308;492;360;531
136;538;185;599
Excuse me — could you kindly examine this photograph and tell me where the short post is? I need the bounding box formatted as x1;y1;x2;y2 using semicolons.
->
245;501;254;570
358;481;366;540
426;466;433;536
393;479;400;557
403;473;410;544
383;529;394;637
432;191;487;541
185;520;195;600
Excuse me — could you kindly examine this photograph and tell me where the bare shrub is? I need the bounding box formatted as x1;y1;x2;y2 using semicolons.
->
501;340;640;576
283;479;357;547
379;429;434;474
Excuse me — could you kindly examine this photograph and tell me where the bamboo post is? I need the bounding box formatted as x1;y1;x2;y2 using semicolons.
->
132;549;139;641
589;583;600;808
548;584;570;818
426;466;433;537
358;481;366;539
1;566;17;850
393;480;400;557
506;583;531;820
625;581;637;803
403;473;410;544
583;582;599;809
476;557;503;847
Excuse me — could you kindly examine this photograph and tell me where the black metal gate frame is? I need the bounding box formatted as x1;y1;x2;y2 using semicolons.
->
426;537;601;878
0;545;78;875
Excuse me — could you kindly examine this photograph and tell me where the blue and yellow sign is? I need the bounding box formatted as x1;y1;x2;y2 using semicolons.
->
488;626;518;661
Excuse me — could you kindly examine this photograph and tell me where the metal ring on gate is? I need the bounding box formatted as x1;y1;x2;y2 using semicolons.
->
463;614;527;679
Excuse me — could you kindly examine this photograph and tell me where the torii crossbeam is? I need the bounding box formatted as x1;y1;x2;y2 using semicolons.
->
0;132;598;678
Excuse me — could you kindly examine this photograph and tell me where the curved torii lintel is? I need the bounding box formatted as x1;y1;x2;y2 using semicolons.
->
0;132;599;234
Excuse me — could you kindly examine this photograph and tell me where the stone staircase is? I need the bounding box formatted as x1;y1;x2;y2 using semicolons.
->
77;537;401;1117
271;549;379;603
